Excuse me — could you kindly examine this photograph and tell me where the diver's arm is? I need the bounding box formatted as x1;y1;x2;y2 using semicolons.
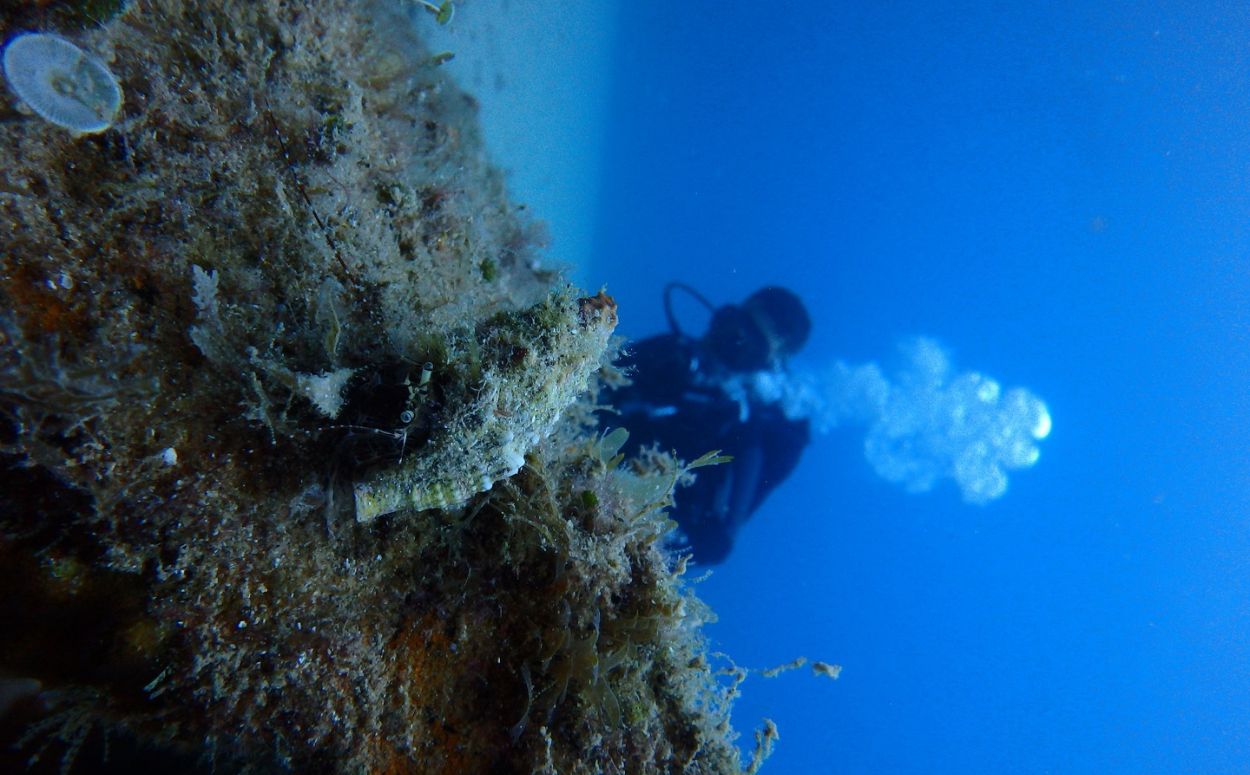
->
747;414;810;516
613;333;699;406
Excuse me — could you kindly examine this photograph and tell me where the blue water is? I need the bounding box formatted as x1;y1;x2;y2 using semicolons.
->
591;2;1250;772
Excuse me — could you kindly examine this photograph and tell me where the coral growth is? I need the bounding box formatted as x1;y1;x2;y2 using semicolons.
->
0;1;751;772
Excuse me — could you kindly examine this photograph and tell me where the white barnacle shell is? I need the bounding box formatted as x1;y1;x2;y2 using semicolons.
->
2;32;122;134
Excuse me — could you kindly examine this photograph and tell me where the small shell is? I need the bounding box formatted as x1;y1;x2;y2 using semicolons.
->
3;32;122;134
354;291;618;522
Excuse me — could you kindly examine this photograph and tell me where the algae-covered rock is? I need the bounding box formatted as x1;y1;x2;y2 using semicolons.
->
0;1;752;772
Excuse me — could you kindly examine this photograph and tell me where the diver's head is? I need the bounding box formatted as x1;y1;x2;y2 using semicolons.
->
703;286;811;372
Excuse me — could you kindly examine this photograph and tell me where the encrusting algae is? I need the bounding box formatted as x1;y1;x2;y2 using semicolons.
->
0;1;769;772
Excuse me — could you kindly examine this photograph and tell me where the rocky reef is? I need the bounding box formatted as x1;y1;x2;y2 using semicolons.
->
0;1;757;771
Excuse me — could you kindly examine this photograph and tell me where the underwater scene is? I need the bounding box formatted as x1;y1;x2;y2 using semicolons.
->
0;1;1246;773
588;2;1250;772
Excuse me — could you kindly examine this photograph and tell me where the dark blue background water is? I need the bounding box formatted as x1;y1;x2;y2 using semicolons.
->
592;2;1250;772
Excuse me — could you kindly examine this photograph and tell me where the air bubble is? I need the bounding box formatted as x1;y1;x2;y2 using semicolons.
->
737;337;1052;504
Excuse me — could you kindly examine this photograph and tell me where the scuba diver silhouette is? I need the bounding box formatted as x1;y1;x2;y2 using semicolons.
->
604;284;812;564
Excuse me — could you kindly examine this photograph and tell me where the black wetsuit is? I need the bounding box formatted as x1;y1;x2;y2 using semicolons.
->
605;333;810;564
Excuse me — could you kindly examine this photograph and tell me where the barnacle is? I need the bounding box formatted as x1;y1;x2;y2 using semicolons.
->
2;32;122;133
